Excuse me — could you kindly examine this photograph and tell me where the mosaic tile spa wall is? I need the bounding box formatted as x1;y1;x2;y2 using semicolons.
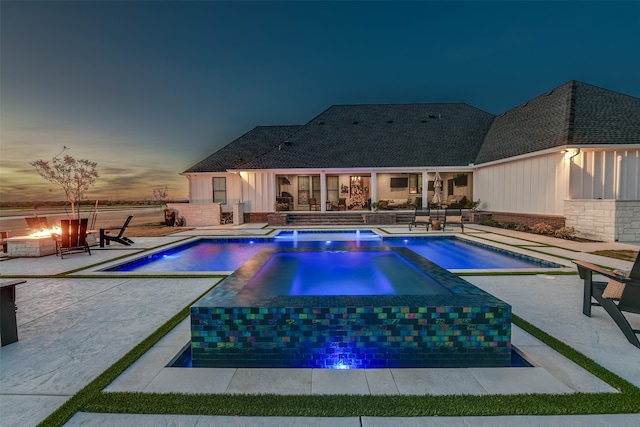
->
191;248;512;369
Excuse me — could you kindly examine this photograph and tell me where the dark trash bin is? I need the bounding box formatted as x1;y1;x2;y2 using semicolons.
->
164;210;176;227
1;280;25;346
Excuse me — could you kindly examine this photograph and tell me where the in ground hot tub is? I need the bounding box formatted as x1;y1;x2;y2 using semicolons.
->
191;247;512;369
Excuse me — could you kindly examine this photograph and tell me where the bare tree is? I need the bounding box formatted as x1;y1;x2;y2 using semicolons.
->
30;147;99;219
152;185;169;206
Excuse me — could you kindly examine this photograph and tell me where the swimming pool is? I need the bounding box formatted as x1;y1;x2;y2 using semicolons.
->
102;231;562;272
191;247;512;369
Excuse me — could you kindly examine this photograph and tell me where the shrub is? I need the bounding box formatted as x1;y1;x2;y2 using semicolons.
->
484;219;500;227
531;222;554;235
515;224;531;233
501;221;517;230
465;199;481;211
274;202;289;212
554;226;576;239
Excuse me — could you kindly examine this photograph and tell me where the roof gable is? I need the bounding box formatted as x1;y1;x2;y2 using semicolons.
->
475;81;640;164
182;125;301;173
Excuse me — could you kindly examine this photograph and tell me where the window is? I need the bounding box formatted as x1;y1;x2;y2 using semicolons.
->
312;176;321;202
327;176;339;202
298;176;310;205
409;174;422;194
213;177;227;204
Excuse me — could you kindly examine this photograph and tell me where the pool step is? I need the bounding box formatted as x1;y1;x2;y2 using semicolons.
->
285;212;414;226
287;213;365;226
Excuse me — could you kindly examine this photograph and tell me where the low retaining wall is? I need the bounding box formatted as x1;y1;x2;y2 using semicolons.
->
167;203;245;227
362;213;395;224
167;203;220;227
565;200;640;242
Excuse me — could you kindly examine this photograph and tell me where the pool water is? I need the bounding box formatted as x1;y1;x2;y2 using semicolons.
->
245;250;450;296
103;233;560;272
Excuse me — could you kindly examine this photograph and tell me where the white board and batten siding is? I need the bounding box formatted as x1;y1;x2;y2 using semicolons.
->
475;149;640;217
188;172;276;212
474;152;567;215
569;149;640;200
238;171;277;213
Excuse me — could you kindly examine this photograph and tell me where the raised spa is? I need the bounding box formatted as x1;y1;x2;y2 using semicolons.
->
191;247;512;369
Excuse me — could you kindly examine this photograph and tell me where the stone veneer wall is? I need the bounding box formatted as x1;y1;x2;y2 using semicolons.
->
232;203;244;225
167;203;220;227
565;200;640;242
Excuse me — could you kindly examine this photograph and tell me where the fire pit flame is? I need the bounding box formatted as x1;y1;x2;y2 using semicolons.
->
29;227;62;238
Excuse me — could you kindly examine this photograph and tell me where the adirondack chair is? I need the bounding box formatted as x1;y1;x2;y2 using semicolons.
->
25;217;48;231
1;231;8;253
572;253;640;349
100;215;134;247
53;219;91;259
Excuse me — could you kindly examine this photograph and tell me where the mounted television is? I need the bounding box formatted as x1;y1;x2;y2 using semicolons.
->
390;177;408;188
454;174;468;186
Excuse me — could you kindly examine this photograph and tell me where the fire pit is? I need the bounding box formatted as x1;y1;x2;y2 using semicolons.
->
6;234;58;257
6;227;97;257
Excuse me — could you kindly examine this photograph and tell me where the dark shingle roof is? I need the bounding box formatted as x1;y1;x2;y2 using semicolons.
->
238;103;495;169
475;81;640;164
185;81;640;173
182;126;301;173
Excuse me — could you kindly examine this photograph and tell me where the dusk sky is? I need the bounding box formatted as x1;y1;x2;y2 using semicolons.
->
1;1;639;202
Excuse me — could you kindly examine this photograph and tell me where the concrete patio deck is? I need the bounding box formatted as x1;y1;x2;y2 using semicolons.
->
1;224;638;426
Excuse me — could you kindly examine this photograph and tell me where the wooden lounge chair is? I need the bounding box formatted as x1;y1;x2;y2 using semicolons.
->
572;253;640;349
408;207;431;231
443;208;464;232
99;215;134;247
53;219;91;259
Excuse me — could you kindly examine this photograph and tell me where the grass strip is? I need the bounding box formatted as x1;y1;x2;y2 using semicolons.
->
85;391;640;418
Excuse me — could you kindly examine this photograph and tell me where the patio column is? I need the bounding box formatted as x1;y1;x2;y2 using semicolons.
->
422;171;428;208
320;171;327;212
371;173;377;203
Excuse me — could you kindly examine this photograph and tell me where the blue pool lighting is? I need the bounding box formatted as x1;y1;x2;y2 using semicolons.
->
102;231;563;273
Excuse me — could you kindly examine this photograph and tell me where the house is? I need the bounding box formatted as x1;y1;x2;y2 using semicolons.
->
174;81;640;242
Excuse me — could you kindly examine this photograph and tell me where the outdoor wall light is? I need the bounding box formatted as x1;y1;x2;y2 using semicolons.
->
563;148;581;163
564;148;581;159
